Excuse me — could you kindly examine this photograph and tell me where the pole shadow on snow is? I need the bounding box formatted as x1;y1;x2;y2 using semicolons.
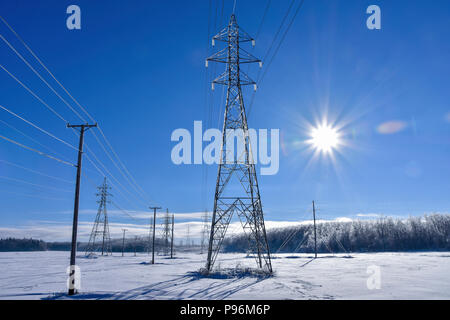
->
299;258;316;268
46;269;271;300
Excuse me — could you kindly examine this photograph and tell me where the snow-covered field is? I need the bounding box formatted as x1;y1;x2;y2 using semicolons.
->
0;251;449;300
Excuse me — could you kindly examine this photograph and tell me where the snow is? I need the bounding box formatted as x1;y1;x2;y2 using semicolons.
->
0;251;449;300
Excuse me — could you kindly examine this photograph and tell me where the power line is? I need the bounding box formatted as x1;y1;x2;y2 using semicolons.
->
259;0;305;85
110;200;140;222
202;0;227;211
77;132;152;210
88;129;151;204
0;134;75;166
81;170;150;233
87;144;152;210
83;167;143;214
82;170;144;222
0;175;72;193
0;65;131;189
0;189;70;201
0;46;150;210
0;17;155;207
201;0;215;211
83;148;149;209
247;0;305;118
255;0;272;40
0;33;86;121
218;0;225;27
0;104;79;152
1;16;153;253
71;127;150;210
0;119;73;163
0;15;87;121
262;0;296;63
0;64;68;123
0;159;72;184
0;65;119;183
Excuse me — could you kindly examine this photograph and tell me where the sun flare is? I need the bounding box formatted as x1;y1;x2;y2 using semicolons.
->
309;123;340;154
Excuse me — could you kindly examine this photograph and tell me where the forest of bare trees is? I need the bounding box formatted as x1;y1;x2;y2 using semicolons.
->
223;214;450;253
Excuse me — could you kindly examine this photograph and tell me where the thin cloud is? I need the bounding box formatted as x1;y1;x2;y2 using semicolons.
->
0;217;355;242
356;213;382;218
376;121;408;134
58;209;210;221
334;217;353;223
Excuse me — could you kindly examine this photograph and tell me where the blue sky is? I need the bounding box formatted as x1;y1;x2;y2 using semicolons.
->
0;0;449;241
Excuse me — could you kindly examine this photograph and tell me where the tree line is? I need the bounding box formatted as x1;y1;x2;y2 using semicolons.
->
0;236;173;253
2;214;449;253
0;238;47;251
223;214;450;253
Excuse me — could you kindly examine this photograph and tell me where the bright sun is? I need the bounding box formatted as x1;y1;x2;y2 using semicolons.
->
309;123;340;153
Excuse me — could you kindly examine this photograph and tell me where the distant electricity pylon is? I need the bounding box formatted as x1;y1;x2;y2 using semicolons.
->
205;15;272;273
200;210;210;254
121;228;127;257
85;177;112;256
186;225;191;248
161;208;172;256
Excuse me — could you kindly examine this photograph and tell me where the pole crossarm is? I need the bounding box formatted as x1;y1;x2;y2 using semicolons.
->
67;123;98;131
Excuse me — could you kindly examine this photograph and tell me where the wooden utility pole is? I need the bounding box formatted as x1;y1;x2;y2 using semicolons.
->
312;200;317;259
67;123;97;296
147;216;152;255
121;229;127;257
170;214;174;259
149;206;161;264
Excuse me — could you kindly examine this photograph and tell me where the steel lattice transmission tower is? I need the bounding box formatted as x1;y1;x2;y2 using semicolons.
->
205;14;272;273
200;210;210;254
85;177;112;256
161;209;172;256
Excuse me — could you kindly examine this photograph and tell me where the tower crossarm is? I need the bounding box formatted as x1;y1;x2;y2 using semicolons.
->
212;70;256;87
206;47;261;65
211;15;255;45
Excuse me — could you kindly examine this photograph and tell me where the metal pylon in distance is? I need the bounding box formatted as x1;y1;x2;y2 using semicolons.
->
205;14;272;273
85;177;112;256
161;209;171;256
200;211;210;254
